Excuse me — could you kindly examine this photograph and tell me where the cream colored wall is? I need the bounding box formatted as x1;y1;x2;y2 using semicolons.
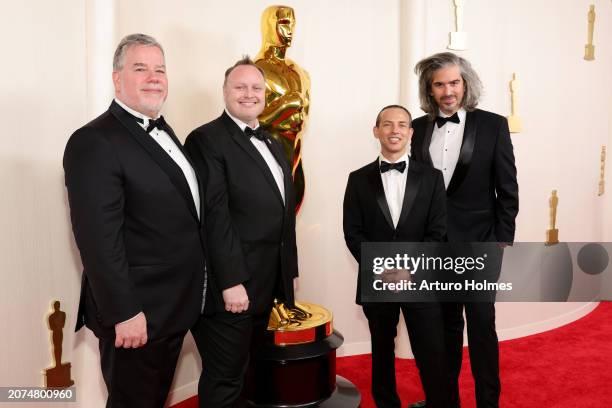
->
2;1;611;406
0;1;89;407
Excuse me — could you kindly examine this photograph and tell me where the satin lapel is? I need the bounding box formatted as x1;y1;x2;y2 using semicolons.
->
164;125;203;222
221;113;285;206
266;134;292;209
367;160;394;230
447;110;477;196
397;159;422;228
109;102;199;221
422;120;435;166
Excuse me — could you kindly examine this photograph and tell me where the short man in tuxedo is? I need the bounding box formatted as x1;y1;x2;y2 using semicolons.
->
343;105;449;408
185;57;298;407
410;52;519;408
63;34;206;407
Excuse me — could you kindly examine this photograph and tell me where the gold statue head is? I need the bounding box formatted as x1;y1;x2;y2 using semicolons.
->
261;5;296;48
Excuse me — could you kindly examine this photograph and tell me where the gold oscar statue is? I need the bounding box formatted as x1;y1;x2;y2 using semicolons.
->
448;0;468;50
584;5;596;61
255;5;310;212
507;73;522;133
546;190;559;245
599;146;606;196
44;301;74;388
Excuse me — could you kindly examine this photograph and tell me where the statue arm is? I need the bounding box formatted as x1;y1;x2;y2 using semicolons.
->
259;89;304;125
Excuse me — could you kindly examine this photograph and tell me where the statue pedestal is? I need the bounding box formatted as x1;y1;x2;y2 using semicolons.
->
584;44;595;61
546;229;559;246
507;116;522;133
243;330;360;407
44;363;74;388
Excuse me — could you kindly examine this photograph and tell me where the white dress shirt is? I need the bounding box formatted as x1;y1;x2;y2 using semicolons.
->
225;109;285;204
429;108;467;188
379;152;409;228
115;98;201;219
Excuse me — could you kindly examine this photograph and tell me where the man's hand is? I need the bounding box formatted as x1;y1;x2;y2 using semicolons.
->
222;284;249;313
381;269;411;284
381;269;411;293
293;277;299;292
115;311;147;348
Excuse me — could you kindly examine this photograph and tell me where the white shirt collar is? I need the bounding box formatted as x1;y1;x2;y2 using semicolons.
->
438;107;466;122
225;108;260;132
379;151;409;165
114;98;160;129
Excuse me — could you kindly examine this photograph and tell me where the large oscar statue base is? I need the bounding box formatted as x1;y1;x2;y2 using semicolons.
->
546;229;559;246
44;363;74;388
243;302;360;407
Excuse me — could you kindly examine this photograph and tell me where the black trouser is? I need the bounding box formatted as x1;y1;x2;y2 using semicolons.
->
191;312;269;408
362;303;449;408
98;331;185;408
443;302;500;408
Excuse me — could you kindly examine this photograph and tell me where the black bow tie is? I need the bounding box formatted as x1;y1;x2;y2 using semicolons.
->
120;106;169;133
145;116;169;133
435;112;460;128
245;126;267;141
380;160;407;174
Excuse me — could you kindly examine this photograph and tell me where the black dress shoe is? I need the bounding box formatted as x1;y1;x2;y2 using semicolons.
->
408;401;426;408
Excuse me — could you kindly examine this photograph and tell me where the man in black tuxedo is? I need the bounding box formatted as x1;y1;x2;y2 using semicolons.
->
343;105;449;408
410;52;519;408
184;57;298;407
63;34;206;408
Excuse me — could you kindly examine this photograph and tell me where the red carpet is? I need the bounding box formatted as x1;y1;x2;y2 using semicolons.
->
172;302;612;407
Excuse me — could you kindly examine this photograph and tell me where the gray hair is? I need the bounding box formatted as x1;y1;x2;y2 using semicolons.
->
113;33;164;71
414;52;482;120
223;55;265;86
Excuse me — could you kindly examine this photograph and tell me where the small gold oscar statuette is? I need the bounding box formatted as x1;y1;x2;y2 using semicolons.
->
584;5;596;61
546;190;559;246
44;301;74;388
507;73;522;133
448;0;468;50
599;146;606;196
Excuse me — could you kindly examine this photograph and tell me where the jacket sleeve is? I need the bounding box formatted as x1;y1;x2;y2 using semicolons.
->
493;118;519;243
343;172;367;263
184;132;250;290
63;131;141;326
424;169;447;242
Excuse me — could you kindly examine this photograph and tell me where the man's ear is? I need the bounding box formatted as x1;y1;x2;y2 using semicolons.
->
112;71;120;94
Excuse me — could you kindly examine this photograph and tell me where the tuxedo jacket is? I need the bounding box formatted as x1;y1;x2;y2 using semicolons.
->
411;109;519;242
63;101;207;340
184;112;297;315
343;158;447;304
